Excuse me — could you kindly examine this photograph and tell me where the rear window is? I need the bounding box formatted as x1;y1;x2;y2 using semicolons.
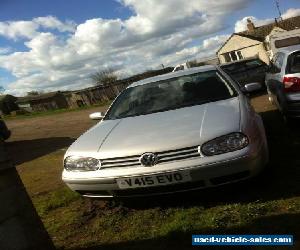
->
287;52;300;74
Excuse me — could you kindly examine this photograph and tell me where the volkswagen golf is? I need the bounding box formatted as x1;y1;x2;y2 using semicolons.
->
62;65;268;198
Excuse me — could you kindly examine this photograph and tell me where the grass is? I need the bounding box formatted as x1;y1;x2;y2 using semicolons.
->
18;146;300;249
4;100;112;120
14;95;300;250
36;194;300;249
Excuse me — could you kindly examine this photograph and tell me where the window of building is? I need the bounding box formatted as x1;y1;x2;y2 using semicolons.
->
236;51;243;60
223;51;243;62
230;51;238;61
223;53;231;62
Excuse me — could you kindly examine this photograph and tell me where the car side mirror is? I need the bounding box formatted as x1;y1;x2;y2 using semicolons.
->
89;112;104;120
242;82;262;93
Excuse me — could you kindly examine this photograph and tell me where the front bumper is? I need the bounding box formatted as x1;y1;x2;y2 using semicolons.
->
63;143;268;198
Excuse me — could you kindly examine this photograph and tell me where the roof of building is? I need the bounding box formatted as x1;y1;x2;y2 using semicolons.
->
16;91;62;103
239;15;300;40
0;94;17;102
276;44;300;54
217;15;300;54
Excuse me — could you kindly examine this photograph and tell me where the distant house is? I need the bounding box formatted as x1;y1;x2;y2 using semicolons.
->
217;15;300;64
63;86;114;109
16;92;68;112
0;95;19;115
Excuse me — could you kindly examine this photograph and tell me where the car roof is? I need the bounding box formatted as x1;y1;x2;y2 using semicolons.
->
128;65;217;88
277;45;300;55
220;57;262;67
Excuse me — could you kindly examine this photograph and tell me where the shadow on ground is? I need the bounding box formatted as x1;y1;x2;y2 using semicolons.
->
0;142;55;250
69;212;300;250
6;137;74;165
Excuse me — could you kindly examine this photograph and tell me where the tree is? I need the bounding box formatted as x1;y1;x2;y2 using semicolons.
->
91;68;118;87
91;68;119;98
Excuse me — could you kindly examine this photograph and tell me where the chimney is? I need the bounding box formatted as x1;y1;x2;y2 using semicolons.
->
247;18;255;32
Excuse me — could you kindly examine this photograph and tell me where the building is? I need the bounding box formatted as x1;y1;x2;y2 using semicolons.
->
0;95;19;115
217;15;300;64
64;67;174;109
63;84;120;109
16;92;68;112
14;67;173;112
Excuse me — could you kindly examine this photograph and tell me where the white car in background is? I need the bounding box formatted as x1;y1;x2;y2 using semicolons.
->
172;63;190;72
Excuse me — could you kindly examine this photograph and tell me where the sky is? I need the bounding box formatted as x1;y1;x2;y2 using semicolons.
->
0;0;300;96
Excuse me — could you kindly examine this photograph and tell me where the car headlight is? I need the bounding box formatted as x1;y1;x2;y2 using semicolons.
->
64;156;101;171
201;132;249;156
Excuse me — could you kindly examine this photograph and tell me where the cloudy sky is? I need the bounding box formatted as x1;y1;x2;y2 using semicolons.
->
0;0;300;96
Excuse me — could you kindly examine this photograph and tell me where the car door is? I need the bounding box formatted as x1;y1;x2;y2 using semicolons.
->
266;52;285;109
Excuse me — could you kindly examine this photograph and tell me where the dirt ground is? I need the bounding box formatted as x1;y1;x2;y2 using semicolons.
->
6;106;109;141
5;106;108;166
7;95;274;140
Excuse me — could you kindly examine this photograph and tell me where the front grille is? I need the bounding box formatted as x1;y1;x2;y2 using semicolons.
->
100;145;200;169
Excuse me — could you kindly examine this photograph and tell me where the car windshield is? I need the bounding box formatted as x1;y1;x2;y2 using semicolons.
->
104;70;237;120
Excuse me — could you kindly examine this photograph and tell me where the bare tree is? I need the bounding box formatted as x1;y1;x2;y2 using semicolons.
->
91;68;118;87
91;68;119;98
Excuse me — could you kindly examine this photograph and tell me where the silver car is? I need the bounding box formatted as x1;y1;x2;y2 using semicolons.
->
62;66;268;198
265;45;300;118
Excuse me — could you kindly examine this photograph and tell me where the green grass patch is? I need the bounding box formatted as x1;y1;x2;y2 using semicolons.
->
33;187;81;216
35;190;300;249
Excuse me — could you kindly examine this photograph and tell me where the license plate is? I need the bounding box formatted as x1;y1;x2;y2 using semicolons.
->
116;171;191;189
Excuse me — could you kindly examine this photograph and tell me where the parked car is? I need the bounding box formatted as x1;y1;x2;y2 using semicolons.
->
265;45;300;119
62;65;268;198
172;62;191;72
220;57;268;91
0;118;11;140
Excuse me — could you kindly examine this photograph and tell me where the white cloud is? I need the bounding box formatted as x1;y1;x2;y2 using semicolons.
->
33;16;76;32
0;0;253;96
235;8;300;32
0;47;12;55
282;8;300;19
0;20;39;40
0;15;76;40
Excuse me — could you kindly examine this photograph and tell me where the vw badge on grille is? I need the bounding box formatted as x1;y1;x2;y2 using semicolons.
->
140;153;158;167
